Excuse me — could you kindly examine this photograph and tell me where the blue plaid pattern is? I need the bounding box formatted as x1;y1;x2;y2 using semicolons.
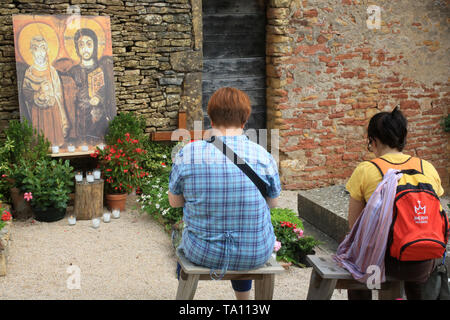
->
169;135;281;274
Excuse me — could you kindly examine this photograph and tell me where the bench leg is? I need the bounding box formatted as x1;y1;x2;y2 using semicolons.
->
379;281;403;300
255;274;275;300
306;269;337;300
176;273;200;300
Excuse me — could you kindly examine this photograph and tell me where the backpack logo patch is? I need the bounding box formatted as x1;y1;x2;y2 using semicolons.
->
413;200;428;224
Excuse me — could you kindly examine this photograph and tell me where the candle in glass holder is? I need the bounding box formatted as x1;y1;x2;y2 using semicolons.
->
112;209;120;219
86;171;94;183
52;145;59;154
75;171;83;182
68;144;75;153
81;145;89;152
92;218;100;229
68;215;76;226
103;212;111;223
93;169;101;180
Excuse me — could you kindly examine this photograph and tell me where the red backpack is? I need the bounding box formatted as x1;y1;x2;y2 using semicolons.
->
370;157;449;261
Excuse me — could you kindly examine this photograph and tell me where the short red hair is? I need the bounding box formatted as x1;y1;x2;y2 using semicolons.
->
207;87;251;128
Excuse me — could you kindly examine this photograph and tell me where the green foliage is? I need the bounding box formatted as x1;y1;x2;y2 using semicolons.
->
444;114;450;132
270;208;304;229
94;132;149;194
138;166;183;233
0;120;51;202
4;119;50;165
105;112;147;146
141;139;176;177
17;158;74;211
271;208;320;266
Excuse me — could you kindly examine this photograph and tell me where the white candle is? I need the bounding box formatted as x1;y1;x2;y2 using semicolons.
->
75;172;83;182
103;212;111;223
93;169;101;180
68;216;76;226
112;209;120;219
81;145;89;152
92;218;100;229
68;145;75;152
52;146;59;154
86;172;94;183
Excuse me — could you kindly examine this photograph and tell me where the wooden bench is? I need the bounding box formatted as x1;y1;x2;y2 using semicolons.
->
306;255;404;300
176;251;285;300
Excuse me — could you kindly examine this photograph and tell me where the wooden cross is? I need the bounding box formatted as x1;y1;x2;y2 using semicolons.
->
150;111;208;142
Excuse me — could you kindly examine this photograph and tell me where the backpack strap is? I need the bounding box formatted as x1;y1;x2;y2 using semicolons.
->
369;156;423;177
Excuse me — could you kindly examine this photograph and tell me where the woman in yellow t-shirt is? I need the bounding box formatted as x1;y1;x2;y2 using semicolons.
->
345;107;445;300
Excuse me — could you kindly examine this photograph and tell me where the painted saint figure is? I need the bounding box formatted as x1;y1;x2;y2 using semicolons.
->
22;36;69;146
68;28;114;145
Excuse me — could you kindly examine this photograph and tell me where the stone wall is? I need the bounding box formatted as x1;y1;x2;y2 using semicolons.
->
266;0;449;190
0;0;203;135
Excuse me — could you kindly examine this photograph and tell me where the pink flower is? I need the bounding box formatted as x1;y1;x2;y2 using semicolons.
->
24;192;33;202
294;228;303;237
274;240;282;252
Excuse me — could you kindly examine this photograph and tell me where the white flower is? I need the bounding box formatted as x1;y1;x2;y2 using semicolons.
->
155;203;160;209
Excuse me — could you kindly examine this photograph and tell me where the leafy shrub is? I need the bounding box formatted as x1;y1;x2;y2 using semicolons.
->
271;208;304;229
18;158;74;211
444;114;450;132
138;165;183;232
105;112;146;147
93;132;149;194
141;139;176;177
271;208;320;266
4;119;50;165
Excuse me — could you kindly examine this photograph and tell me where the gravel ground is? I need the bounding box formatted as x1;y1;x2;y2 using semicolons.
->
2;188;447;300
0;192;347;300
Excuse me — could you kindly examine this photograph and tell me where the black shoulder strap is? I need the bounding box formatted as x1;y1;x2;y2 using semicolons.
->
207;136;269;198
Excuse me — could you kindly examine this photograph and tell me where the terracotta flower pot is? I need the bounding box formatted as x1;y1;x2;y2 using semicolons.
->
105;193;127;211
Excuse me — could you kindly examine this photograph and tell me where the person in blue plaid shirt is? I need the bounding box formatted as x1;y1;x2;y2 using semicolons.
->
169;87;281;300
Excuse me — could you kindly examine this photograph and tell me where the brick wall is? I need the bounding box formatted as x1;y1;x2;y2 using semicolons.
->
266;0;449;191
0;0;203;135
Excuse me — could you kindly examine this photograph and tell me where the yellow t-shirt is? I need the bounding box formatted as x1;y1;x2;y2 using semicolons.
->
346;153;444;203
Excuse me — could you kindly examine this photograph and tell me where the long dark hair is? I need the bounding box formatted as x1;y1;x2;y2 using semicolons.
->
74;28;98;63
367;106;408;151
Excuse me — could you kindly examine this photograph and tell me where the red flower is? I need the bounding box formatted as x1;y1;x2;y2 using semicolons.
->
123;169;128;173
90;153;98;158
106;169;112;172
1;211;12;221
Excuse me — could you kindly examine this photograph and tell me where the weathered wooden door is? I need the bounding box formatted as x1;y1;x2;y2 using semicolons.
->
202;0;266;130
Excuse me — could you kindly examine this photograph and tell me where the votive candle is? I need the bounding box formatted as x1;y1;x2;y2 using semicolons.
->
86;171;94;183
75;171;83;182
103;212;111;223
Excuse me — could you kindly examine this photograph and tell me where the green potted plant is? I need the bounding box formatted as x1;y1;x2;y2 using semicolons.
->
271;208;320;267
104;112;147;147
2;120;50;219
92;132;149;211
17;158;74;222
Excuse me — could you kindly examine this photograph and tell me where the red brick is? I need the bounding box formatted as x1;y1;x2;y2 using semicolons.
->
400;100;420;109
318;100;337;107
304;9;318;17
341;71;356;78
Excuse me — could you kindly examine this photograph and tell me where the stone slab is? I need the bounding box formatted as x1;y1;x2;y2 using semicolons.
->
298;185;349;243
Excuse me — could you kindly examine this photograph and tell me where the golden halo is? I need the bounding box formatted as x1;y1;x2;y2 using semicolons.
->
64;17;106;63
18;22;59;67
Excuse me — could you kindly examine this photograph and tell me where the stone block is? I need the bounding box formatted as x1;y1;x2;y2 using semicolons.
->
170;50;202;72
